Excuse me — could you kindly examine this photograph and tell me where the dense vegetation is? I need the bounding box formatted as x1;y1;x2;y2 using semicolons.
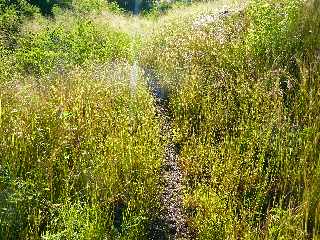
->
0;0;319;239
143;0;320;238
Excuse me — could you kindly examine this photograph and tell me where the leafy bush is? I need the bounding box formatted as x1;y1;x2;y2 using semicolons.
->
72;0;111;13
15;18;132;75
110;0;153;13
246;0;303;66
27;0;72;15
0;0;38;48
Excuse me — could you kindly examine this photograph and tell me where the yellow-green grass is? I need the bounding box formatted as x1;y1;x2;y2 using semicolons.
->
0;63;164;239
1;0;320;238
142;0;320;238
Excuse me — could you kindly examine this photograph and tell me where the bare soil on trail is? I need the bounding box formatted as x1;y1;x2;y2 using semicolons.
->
146;69;190;239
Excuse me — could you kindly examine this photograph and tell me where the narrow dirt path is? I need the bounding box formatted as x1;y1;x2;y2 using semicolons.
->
146;69;189;239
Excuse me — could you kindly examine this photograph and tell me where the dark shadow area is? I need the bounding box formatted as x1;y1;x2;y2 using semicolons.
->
147;217;168;240
110;0;153;14
27;0;71;15
113;198;127;233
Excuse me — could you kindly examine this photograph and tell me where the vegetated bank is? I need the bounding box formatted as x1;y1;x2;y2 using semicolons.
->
142;0;320;238
0;1;164;239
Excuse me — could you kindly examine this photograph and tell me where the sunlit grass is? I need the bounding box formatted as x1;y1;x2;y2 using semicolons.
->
0;62;164;239
142;0;320;238
1;0;320;238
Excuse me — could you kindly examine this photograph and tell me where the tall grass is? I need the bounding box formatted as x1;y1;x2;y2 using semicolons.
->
1;0;320;238
0;3;165;238
0;63;164;239
142;0;320;238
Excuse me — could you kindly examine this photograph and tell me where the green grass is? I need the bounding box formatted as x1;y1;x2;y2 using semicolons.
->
0;0;320;239
0;63;164;239
0;5;165;236
142;0;320;238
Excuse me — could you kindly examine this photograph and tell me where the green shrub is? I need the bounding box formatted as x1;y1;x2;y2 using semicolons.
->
246;0;303;66
72;0;110;13
0;0;38;48
15;18;132;75
27;0;72;15
110;0;153;14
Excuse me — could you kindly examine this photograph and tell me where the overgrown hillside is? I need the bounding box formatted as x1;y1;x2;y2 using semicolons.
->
1;1;164;239
143;0;320;238
0;0;319;239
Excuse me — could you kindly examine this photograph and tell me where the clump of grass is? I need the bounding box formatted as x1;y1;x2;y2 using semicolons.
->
142;0;320;238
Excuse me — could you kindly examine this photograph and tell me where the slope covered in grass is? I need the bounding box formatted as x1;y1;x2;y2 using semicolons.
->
142;0;320;238
0;2;165;239
0;0;320;239
0;64;165;239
